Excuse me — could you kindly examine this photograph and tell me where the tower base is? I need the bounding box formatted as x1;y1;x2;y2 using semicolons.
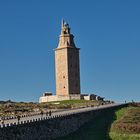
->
39;94;80;103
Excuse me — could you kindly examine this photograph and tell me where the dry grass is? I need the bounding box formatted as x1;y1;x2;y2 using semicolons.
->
109;103;140;140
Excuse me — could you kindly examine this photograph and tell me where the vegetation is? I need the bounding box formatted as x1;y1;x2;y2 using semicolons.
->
0;100;105;118
1;100;139;139
0;100;39;118
40;100;105;109
56;103;140;140
109;103;140;140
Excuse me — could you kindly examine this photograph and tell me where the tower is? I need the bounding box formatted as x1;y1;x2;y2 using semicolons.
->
55;19;81;99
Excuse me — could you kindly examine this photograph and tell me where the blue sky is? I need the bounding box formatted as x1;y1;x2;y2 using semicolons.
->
0;0;140;102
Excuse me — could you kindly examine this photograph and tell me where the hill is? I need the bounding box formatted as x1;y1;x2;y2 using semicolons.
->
109;103;140;140
0;100;106;118
55;103;140;140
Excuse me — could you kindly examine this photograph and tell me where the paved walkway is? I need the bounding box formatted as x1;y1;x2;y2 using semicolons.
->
0;103;124;127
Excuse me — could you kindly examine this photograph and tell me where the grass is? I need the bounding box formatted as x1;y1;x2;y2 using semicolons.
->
41;99;102;109
1;100;140;139
109;104;140;140
0;100;103;117
55;103;140;140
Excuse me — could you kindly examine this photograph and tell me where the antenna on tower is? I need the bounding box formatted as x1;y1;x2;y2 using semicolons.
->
61;18;64;28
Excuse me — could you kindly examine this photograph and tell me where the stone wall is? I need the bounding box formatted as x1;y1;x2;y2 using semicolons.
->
39;94;81;103
0;104;127;140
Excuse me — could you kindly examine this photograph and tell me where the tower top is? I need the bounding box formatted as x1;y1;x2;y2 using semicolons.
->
57;19;76;49
61;19;71;35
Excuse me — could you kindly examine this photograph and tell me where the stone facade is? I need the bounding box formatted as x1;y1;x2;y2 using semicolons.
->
55;19;81;98
39;20;106;103
0;110;98;140
81;94;104;101
0;104;127;140
39;94;80;103
39;19;81;102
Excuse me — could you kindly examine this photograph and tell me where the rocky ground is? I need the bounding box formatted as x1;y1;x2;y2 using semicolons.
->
0;100;109;119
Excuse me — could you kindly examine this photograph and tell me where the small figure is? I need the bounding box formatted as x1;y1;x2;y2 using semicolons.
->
40;111;43;118
1;119;4;126
49;110;52;116
1;117;5;125
46;110;48;117
17;115;20;124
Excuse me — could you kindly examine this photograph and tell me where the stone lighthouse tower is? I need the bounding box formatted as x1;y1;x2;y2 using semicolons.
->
55;19;81;100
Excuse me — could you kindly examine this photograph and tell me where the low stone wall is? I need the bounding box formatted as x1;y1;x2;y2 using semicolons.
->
39;94;80;103
0;104;127;140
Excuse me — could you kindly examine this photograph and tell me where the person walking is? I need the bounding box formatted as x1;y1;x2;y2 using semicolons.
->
40;110;43;118
49;110;52;116
1;119;4;126
17;115;20;124
1;117;5;126
46;110;48;117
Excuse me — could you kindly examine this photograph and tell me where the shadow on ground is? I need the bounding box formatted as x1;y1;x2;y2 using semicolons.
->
55;108;118;140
